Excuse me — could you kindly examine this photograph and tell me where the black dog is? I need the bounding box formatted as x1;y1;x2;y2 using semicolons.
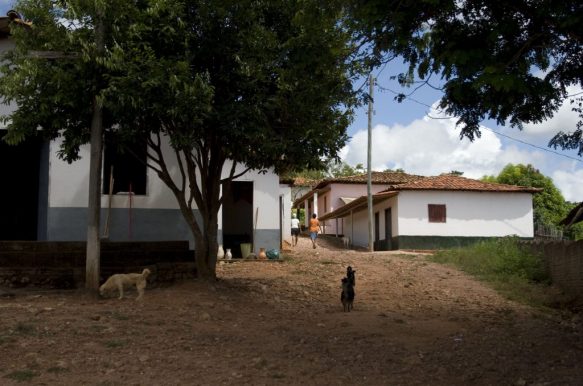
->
347;266;356;287
341;277;355;312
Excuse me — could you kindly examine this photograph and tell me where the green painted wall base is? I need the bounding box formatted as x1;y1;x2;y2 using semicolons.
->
393;236;532;250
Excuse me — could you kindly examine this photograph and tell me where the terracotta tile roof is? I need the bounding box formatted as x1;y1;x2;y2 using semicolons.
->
314;171;424;189
389;174;541;193
279;177;320;187
293;171;423;206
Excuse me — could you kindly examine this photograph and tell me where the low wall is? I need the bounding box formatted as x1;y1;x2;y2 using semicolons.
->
0;241;196;289
521;240;583;301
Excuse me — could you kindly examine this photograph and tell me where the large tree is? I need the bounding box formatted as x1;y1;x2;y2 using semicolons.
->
346;0;583;153
1;0;357;278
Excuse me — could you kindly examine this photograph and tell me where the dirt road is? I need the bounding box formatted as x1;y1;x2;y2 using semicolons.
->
1;236;581;385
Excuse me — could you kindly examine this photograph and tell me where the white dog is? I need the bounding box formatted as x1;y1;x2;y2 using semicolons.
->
342;236;350;249
99;268;151;300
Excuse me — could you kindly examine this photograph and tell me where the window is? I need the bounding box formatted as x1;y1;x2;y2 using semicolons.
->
428;204;446;223
102;135;147;195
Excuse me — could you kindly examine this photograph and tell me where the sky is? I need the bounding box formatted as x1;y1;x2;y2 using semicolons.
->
1;2;581;202
343;62;583;203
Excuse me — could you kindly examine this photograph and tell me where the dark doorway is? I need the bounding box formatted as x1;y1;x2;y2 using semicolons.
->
384;208;392;250
374;211;380;242
0;131;42;240
222;181;253;258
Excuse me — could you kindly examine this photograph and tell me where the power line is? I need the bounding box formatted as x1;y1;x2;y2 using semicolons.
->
376;83;583;164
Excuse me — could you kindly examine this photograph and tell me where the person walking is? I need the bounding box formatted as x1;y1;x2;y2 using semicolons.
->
309;213;321;249
291;213;300;247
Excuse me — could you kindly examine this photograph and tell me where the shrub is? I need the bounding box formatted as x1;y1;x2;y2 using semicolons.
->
430;237;549;284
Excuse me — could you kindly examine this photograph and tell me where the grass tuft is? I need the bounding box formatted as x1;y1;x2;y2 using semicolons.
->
428;237;564;310
5;370;38;382
15;322;36;336
104;339;127;348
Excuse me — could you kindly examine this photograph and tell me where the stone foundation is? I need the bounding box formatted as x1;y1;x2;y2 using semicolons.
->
0;241;196;289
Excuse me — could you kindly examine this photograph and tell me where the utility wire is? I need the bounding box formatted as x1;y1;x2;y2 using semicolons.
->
376;83;583;164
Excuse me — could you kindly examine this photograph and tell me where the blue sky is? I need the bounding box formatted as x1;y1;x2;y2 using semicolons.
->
2;2;581;202
344;62;583;202
0;2;10;14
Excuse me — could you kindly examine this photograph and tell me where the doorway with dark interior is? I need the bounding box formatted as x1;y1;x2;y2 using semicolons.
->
222;181;253;258
0;130;44;240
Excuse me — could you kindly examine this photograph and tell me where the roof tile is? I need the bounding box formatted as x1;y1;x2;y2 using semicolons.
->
389;174;541;193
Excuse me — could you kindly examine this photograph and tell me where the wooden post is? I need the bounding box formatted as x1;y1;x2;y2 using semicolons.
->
85;7;105;292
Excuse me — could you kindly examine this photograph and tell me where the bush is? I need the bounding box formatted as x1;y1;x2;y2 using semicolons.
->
430;237;550;284
429;237;555;309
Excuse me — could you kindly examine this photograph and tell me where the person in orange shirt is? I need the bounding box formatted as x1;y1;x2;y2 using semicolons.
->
309;213;321;249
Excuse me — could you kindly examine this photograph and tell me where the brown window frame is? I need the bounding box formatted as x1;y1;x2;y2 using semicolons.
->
428;204;446;223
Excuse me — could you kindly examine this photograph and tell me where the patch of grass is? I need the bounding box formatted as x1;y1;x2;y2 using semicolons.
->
15;322;36;336
428;237;555;309
89;324;109;333
319;260;336;265
5;370;38;382
110;312;129;321
104;339;127;349
0;335;16;345
47;366;69;374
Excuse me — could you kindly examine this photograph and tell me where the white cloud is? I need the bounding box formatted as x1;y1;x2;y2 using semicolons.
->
552;167;583;202
341;108;583;202
343;115;533;178
522;85;583;138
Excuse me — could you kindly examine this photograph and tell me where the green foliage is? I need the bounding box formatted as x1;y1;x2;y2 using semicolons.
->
431;238;548;283
104;339;127;348
4;370;38;382
328;161;364;177
14;322;35;336
430;238;554;308
1;0;358;278
347;0;583;153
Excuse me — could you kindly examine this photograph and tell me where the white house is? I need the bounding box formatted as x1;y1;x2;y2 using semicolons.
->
293;171;424;235
319;175;540;250
0;16;286;257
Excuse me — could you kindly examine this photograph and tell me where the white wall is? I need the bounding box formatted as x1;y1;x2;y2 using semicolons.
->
48;138;281;233
344;196;398;249
344;190;534;248
280;184;292;244
50;137;186;209
225;160;280;231
319;183;389;235
397;191;534;237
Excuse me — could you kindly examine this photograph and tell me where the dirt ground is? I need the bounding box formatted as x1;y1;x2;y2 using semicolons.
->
1;236;582;386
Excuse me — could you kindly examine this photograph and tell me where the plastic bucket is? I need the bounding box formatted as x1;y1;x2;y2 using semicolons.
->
240;243;252;259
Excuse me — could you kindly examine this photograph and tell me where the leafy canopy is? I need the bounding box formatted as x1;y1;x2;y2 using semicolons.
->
1;0;359;278
346;0;583;153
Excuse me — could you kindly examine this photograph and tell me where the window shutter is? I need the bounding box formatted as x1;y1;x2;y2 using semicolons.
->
428;204;446;223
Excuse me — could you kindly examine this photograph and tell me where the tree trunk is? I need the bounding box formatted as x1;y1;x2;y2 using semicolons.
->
193;195;220;279
85;10;105;293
